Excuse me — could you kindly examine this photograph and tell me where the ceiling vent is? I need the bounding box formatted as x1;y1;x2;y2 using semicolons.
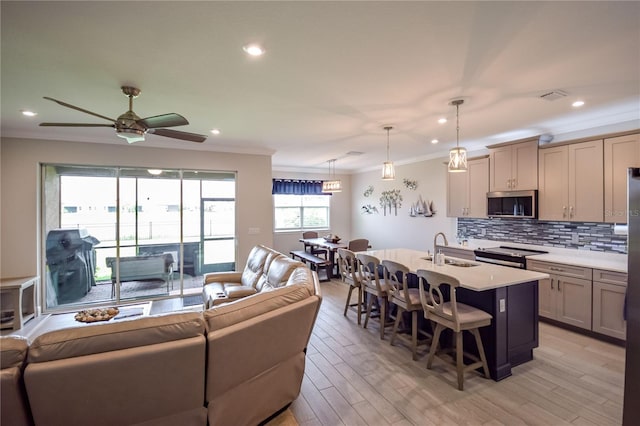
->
539;90;568;101
346;151;364;156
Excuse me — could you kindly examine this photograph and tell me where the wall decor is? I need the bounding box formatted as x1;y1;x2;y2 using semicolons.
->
379;189;403;216
409;195;436;217
403;178;418;190
361;204;379;215
363;185;374;197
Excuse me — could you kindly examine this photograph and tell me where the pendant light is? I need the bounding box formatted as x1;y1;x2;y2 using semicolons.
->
448;99;468;173
322;159;342;193
381;126;395;180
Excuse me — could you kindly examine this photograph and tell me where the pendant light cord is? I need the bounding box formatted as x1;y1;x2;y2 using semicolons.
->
456;102;460;148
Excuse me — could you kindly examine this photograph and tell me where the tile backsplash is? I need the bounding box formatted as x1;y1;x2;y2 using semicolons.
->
457;218;628;254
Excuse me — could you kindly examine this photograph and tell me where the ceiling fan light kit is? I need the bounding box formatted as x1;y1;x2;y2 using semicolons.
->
381;125;395;180
448;99;468;173
40;86;207;144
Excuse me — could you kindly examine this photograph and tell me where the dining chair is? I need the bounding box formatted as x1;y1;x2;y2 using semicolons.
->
356;253;392;339
302;231;327;259
416;268;492;391
337;248;364;325
382;260;430;360
347;238;369;252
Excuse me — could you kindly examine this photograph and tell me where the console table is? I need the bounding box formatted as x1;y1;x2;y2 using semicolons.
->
1;276;38;331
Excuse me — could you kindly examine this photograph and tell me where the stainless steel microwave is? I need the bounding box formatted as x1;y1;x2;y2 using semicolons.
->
487;190;537;218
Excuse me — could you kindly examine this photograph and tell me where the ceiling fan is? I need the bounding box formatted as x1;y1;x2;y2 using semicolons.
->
40;86;207;144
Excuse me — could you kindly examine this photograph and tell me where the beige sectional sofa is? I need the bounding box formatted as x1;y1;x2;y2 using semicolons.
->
202;244;305;307
0;246;322;426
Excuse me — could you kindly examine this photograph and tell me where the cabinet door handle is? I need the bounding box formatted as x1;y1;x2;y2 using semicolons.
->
550;278;554;290
562;206;567;218
558;280;561;291
512;178;517;188
549;267;564;272
569;206;574;218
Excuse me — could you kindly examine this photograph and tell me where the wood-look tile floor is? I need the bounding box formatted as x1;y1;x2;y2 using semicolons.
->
267;279;625;426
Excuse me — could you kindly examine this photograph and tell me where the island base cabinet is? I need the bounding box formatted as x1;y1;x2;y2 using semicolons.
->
457;280;539;381
593;281;627;339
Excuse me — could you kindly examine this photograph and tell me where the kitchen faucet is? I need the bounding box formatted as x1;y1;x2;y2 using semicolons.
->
433;232;449;257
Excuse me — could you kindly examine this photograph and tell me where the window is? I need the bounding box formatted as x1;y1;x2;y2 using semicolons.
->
274;194;330;230
41;164;237;311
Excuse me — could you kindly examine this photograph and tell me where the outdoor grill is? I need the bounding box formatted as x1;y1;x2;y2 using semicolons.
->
46;228;100;304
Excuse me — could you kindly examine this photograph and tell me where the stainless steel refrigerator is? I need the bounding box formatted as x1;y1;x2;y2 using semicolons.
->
624;168;640;425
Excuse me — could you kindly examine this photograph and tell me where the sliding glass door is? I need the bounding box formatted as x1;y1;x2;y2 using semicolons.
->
41;165;236;311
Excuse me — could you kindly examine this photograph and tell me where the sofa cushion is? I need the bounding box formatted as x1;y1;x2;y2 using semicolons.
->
203;278;315;331
224;285;257;298
255;256;303;292
240;245;276;288
0;336;29;369
1;336;33;426
28;312;205;363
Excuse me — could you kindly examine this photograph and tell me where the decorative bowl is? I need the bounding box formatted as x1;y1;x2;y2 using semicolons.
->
324;234;341;243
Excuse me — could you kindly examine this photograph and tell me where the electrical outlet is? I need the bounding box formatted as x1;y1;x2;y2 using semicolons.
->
499;299;506;312
571;232;579;244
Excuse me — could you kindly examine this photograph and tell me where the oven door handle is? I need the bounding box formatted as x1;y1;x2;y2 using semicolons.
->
474;256;524;269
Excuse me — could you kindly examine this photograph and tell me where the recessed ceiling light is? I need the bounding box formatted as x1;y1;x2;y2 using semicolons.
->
210;129;221;135
21;110;37;117
242;44;265;56
572;100;585;107
147;169;162;176
438;118;447;124
431;139;439;144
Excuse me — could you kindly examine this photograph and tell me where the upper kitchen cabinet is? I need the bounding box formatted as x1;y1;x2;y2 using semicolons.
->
447;157;489;218
489;139;538;191
539;139;603;222
604;133;640;223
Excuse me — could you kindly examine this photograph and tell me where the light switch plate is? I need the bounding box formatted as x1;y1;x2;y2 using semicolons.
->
499;299;506;312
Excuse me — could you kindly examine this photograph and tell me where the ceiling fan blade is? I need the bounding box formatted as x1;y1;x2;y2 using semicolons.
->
138;113;189;129
43;97;116;123
147;128;206;143
40;123;115;127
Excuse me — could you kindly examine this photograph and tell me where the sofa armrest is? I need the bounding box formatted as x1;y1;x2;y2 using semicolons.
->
203;271;242;285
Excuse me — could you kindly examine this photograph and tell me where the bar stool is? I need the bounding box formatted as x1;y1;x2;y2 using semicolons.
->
382;260;430;360
416;268;492;390
337;248;364;324
356;253;392;339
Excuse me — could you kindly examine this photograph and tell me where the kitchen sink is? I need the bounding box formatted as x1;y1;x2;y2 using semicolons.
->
419;256;479;267
445;259;479;267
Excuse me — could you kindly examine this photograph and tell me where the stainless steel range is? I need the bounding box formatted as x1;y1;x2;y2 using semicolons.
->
474;246;548;269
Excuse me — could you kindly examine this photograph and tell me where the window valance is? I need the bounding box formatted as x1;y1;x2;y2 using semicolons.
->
272;179;328;195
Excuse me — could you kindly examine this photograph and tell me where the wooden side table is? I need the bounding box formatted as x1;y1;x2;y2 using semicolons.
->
0;276;38;331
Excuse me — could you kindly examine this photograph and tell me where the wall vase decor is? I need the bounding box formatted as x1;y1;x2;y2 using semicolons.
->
379;189;403;216
403;178;418;190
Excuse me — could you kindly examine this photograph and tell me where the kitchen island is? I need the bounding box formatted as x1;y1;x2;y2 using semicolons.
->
363;248;549;381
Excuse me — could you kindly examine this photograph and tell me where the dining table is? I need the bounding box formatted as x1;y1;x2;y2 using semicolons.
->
299;237;347;278
360;248;549;381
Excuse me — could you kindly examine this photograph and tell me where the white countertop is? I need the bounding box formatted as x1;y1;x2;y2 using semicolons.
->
438;239;628;274
364;248;549;292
